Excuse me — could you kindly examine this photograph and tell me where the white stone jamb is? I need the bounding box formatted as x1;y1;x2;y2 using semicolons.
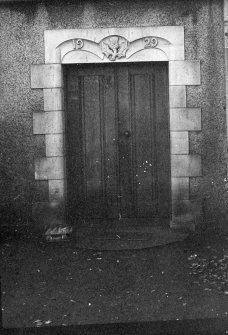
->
31;63;66;230
169;60;201;230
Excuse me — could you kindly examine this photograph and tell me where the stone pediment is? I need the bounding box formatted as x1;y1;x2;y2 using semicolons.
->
44;27;184;64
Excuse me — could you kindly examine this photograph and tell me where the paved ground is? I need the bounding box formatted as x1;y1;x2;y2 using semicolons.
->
1;229;228;329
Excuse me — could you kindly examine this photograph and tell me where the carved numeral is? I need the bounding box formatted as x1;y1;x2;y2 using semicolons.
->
144;37;158;49
72;39;84;50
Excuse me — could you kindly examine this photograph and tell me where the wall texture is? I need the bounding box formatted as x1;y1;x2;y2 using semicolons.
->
0;0;226;233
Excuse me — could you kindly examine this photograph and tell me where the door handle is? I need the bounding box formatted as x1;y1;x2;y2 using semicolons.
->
124;130;131;137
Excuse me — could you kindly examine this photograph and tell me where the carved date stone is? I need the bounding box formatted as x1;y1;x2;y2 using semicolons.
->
72;39;84;50
144;37;158;48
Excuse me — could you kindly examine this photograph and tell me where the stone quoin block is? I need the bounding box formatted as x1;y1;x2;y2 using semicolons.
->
33;111;65;135
49;179;65;201
171;132;189;154
171;199;202;223
31;64;63;89
171;177;189;200
44;88;64;111
169;86;186;108
34;180;49;202
225;0;228;21
45;134;64;157
35;157;65;180
170;108;201;131
32;201;65;230
171;155;202;177
169;61;201;85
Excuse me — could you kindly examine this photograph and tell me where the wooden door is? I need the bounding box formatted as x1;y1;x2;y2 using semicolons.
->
65;63;170;223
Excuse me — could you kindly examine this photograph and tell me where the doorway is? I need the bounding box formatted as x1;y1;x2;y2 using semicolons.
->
65;62;170;225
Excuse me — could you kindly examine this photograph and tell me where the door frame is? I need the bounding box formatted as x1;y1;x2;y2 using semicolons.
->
31;26;202;231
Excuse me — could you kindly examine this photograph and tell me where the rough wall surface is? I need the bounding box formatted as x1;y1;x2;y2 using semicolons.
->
0;0;226;232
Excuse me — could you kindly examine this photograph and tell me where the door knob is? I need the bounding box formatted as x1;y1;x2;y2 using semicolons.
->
124;130;131;137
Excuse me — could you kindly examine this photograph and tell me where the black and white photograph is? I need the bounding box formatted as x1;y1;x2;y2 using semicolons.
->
1;0;228;334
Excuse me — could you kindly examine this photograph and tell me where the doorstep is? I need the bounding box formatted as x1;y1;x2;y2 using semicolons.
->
68;218;189;250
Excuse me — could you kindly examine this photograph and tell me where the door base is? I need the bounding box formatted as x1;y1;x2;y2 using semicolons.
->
67;218;188;250
73;217;169;232
70;224;188;250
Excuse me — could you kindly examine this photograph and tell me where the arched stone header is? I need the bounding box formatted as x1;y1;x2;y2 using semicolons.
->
44;26;184;64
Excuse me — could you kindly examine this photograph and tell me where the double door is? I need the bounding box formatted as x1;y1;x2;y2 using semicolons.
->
66;63;170;222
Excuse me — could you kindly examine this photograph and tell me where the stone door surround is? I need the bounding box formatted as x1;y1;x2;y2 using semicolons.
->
31;26;202;230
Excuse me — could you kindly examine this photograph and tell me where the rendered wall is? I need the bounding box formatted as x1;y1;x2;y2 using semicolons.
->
0;0;226;233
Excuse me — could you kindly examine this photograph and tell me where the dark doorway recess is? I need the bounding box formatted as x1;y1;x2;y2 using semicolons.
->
65;62;171;228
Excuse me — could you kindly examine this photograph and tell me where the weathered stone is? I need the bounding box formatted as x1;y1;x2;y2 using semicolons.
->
171;177;189;200
31;64;63;89
44;26;184;64
169;86;186;108
171;154;202;177
172;199;202;216
33;111;65;134
170;108;201;131
0;0;225;234
44;88;64;111
49;179;65;201
172;199;202;223
46;134;64;157
34;180;49;202
35;157;65;180
169;61;201;85
171;132;189;154
32;201;65;231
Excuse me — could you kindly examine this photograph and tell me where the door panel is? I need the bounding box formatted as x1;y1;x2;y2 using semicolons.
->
65;63;170;223
66;66;119;220
103;73;119;218
83;75;103;217
153;66;170;217
116;66;134;218
131;72;156;217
